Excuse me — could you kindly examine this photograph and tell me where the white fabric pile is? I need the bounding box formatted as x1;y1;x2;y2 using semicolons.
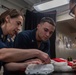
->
51;58;73;72
25;58;74;75
52;60;73;71
25;64;54;75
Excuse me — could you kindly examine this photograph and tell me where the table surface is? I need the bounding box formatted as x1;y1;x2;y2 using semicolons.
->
51;72;76;75
26;72;76;75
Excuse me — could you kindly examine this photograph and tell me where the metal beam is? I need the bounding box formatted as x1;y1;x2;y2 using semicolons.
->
24;0;34;6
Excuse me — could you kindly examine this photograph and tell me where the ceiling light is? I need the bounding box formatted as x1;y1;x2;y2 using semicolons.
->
33;0;69;12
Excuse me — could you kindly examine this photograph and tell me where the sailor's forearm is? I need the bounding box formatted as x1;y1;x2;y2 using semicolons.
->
0;48;40;62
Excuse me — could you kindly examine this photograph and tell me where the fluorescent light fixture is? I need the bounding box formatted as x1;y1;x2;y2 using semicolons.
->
33;0;69;11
